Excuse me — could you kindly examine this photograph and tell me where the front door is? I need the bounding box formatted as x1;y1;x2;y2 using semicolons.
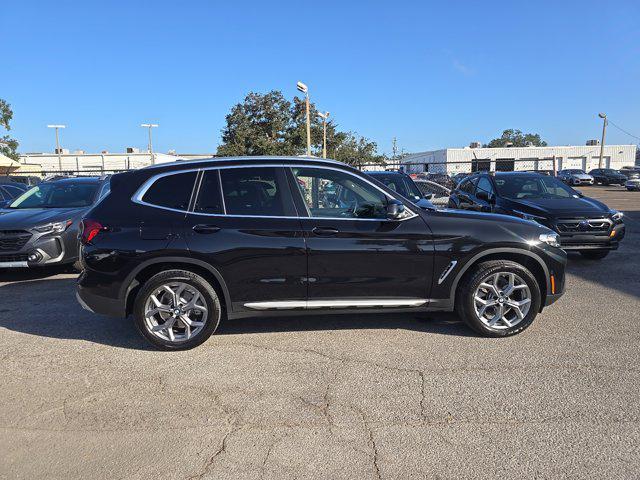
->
184;166;307;312
288;166;434;305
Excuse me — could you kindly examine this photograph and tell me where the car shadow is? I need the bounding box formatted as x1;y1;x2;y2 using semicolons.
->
0;276;476;351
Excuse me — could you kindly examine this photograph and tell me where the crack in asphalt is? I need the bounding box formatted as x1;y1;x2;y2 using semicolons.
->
186;419;239;480
353;406;382;480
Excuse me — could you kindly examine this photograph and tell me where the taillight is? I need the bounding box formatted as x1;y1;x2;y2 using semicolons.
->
80;219;105;245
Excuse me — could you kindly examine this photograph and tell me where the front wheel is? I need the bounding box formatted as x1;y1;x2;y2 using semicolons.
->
133;269;221;350
579;250;610;260
455;260;542;337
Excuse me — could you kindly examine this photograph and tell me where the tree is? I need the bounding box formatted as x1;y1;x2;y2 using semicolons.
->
485;129;547;148
0;99;19;161
217;91;292;156
217;90;385;165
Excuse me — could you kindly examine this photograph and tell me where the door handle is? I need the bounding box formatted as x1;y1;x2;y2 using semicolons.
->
193;224;221;234
312;226;339;236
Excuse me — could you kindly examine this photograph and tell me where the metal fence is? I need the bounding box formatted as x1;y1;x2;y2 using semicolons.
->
356;157;561;176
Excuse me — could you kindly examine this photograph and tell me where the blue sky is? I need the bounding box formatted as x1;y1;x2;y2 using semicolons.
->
2;0;639;155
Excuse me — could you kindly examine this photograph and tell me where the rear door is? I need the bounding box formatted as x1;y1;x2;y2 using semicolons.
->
183;166;307;312
288;165;433;305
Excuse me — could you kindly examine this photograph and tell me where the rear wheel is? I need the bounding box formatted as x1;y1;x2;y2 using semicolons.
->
455;261;541;337
579;250;610;260
133;269;221;350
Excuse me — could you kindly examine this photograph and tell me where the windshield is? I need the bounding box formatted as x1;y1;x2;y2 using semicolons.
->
494;175;577;199
602;169;618;174
563;169;585;174
373;175;422;201
9;182;99;209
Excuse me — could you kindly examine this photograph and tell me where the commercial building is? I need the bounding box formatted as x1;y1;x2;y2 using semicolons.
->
16;150;215;174
400;143;637;175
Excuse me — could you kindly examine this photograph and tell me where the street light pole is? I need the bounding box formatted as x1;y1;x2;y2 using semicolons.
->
47;124;66;171
140;123;159;164
296;82;311;156
317;111;330;159
598;113;607;169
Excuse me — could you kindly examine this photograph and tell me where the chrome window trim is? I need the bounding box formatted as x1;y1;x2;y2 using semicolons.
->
132;163;419;221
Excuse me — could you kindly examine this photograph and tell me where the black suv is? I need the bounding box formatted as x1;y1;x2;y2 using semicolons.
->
77;157;566;349
588;168;627;185
448;172;625;259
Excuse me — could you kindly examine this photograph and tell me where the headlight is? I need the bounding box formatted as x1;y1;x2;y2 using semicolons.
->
513;209;547;223
539;232;561;248
33;219;72;233
610;210;624;221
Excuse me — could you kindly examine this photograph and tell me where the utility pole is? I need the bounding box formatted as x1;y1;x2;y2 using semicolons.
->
598;113;607;168
47;124;66;171
392;137;398;161
141;123;159;165
317;111;330;158
296;81;311;156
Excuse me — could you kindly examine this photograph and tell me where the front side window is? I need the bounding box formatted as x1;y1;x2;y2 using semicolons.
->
291;167;388;219
142;171;197;211
459;177;478;194
475;176;495;196
220;167;290;216
9;182;99;209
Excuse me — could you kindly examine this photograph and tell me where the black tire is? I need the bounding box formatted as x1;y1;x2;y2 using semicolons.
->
455;260;542;338
133;269;222;350
579;250;610;260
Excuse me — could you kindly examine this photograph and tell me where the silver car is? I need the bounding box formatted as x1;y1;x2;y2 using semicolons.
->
626;178;640;191
557;169;594;186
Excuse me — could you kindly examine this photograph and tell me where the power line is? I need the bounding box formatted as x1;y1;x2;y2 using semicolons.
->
608;119;640;142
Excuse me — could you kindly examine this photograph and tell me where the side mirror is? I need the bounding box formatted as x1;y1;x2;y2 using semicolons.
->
476;191;495;203
423;193;435;200
386;199;405;220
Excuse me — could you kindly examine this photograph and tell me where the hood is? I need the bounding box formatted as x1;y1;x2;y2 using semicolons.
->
570;173;593;179
0;207;87;230
505;196;610;218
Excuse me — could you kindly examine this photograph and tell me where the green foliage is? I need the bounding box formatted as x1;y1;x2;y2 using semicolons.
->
0;99;19;161
485;129;547;148
217;90;385;165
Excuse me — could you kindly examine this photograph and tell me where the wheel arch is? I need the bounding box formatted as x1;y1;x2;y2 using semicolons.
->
121;257;231;317
450;248;550;310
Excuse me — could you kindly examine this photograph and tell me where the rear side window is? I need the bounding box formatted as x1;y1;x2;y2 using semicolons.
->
220;167;292;216
142;171;197;211
194;170;224;214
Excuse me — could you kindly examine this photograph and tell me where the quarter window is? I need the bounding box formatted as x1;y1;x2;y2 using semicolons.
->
194;170;224;214
220;167;290;216
291;167;388;219
142;171;197;211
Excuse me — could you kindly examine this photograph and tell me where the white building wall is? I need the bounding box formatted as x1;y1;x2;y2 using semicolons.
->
401;145;636;174
17;152;186;174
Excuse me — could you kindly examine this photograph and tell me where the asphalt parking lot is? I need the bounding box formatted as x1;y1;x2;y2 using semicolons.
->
1;186;638;479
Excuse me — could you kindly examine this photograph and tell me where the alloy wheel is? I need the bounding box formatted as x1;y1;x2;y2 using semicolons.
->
473;272;531;330
143;282;208;343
